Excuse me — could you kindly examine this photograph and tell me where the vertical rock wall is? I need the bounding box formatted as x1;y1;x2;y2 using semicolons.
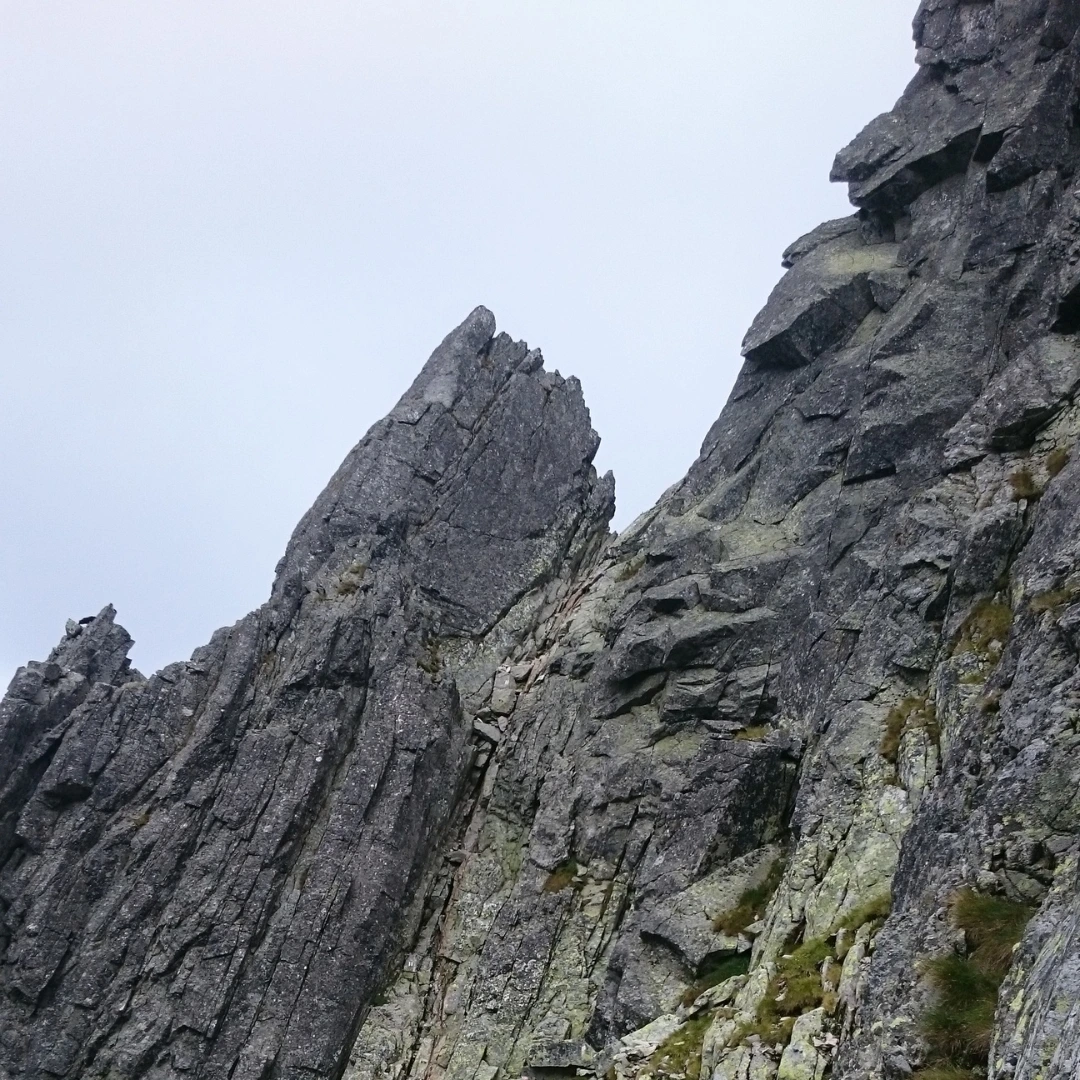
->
345;5;1080;1080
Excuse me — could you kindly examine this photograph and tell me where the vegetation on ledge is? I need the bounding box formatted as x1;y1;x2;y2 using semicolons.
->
649;1013;714;1080
914;888;1034;1079
953;601;1013;661
881;696;939;764
680;953;751;1007
712;855;786;936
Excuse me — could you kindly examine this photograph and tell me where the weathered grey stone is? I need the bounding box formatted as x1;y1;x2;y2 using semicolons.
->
7;6;1080;1080
0;309;612;1080
776;1010;828;1080
944;335;1080;467
741;227;900;368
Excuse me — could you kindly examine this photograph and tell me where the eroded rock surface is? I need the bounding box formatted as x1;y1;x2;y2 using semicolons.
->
0;311;613;1079
5;3;1080;1080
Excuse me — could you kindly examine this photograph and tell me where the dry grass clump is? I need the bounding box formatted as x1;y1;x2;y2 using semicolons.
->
881;697;938;764
1008;466;1041;501
1029;580;1080;615
953;601;1013;659
1046;447;1070;478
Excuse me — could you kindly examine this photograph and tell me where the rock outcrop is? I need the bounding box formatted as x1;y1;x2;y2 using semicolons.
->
5;3;1080;1080
0;316;613;1078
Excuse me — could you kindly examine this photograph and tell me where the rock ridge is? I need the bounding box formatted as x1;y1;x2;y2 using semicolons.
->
0;309;613;1078
5;4;1080;1080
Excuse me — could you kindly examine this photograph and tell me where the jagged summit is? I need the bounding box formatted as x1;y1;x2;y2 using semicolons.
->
268;304;611;635
5;3;1080;1079
0;310;613;1079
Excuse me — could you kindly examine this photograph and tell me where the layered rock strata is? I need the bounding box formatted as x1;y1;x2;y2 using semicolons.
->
5;3;1080;1079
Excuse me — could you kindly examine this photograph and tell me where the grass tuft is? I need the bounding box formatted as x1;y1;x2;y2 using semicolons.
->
881;697;938;764
758;937;831;1022
916;888;1033;1075
1046;447;1070;478
730;1014;797;1050
911;1067;982;1080
712;856;786;936
1008;467;1041;501
954;601;1012;660
950;888;1033;977
1030;581;1080;615
727;892;891;1052
923;954;998;1060
680;953;751;1007
543;859;580;893
649;1013;713;1080
832;891;892;936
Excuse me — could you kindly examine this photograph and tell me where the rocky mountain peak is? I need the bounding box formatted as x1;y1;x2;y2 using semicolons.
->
4;4;1080;1079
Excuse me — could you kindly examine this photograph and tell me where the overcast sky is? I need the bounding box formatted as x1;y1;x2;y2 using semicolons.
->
1;1;918;681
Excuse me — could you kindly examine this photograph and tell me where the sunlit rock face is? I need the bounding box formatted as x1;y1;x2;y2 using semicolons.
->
4;4;1080;1079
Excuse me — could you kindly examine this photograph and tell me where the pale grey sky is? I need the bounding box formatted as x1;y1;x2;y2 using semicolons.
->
1;1;918;681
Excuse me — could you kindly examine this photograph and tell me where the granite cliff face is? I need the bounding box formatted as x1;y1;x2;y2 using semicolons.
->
5;3;1080;1079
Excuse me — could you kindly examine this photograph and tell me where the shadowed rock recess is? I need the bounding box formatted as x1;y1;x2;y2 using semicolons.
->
5;6;1080;1080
